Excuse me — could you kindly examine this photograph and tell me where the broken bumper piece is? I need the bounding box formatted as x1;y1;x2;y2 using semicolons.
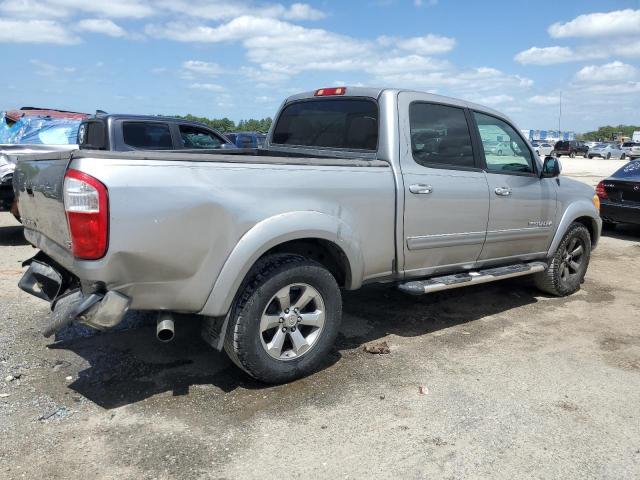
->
18;255;131;337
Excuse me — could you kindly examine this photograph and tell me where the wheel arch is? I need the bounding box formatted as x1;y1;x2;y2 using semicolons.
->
547;201;601;257
199;211;364;317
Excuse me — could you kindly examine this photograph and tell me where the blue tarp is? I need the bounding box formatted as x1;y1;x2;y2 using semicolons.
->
0;113;81;145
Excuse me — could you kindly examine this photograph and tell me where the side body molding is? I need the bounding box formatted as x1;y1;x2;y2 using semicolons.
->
199;211;365;317
546;199;601;257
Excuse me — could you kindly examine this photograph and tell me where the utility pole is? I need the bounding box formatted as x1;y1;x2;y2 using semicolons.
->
558;91;562;138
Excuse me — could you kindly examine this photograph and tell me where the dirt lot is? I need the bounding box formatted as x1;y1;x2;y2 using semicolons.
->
1;160;639;479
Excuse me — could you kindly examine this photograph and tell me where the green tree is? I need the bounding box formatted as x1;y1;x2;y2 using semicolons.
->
580;125;640;141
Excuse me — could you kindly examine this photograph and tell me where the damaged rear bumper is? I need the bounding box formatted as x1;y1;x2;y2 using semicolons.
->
18;253;131;337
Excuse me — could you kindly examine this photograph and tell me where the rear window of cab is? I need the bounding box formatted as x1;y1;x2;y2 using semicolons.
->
272;98;378;151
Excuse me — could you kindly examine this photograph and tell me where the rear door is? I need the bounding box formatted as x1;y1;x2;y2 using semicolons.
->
471;111;557;261
398;92;490;277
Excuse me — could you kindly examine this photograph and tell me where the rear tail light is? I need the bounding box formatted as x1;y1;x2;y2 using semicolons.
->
63;169;108;259
314;87;346;96
595;181;608;200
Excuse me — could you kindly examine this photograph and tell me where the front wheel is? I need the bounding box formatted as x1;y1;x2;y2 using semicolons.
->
534;222;591;296
607;152;611;159
224;254;342;383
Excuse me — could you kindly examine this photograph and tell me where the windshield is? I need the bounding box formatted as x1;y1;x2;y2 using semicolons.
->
272;98;378;151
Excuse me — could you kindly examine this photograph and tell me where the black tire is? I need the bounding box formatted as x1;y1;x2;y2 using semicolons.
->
497;150;502;156
607;152;611;159
534;222;591;296
620;153;626;160
224;254;342;383
588;155;593;159
582;152;588;158
570;151;576;158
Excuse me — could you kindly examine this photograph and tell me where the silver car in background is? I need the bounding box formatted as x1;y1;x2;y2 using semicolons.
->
621;142;640;159
531;141;553;157
588;143;626;160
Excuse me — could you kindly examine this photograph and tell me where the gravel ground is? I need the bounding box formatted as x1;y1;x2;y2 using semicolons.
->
1;161;639;479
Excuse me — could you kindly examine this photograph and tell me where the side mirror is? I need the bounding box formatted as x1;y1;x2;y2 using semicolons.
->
541;156;561;178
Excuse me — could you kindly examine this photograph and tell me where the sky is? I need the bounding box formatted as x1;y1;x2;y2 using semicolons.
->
1;0;639;132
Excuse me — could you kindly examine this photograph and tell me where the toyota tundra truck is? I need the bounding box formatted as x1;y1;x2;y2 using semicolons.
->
13;87;602;383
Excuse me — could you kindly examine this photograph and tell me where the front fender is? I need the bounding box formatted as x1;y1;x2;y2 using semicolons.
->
199;211;364;317
547;200;601;257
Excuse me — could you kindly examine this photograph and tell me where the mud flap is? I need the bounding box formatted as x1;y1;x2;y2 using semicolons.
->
201;314;229;351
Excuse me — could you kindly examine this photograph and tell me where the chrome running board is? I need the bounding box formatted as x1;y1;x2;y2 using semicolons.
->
398;262;547;295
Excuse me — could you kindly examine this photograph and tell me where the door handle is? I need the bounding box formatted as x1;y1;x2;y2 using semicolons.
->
409;184;433;194
494;187;512;196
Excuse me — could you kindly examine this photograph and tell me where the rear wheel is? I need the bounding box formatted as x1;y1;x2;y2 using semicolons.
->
620;153;626;160
534;223;591;296
224;254;342;383
570;151;576;158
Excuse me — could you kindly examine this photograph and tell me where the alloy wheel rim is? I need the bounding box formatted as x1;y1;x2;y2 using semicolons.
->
559;236;585;283
259;283;326;361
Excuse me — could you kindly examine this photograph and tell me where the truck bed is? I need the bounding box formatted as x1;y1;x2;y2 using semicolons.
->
13;148;395;315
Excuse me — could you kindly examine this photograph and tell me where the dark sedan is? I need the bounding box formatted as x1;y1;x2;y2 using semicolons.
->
596;160;640;227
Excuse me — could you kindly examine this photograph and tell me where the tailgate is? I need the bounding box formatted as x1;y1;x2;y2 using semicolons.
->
13;151;74;253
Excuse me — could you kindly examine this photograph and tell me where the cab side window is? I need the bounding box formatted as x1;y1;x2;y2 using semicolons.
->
179;125;224;149
473;112;534;174
409;103;475;169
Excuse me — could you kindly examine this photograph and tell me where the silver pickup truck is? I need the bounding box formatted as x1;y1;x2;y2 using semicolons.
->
14;87;601;383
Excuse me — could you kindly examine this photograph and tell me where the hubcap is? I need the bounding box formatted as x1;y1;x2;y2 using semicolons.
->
259;283;326;361
559;236;585;283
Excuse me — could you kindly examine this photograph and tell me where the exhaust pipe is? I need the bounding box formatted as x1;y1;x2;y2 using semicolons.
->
156;312;175;343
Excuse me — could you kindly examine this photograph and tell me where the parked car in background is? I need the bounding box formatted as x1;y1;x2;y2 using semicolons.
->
484;140;512;156
77;114;236;151
225;132;267;148
531;141;553;157
1;110;86;213
14;86;601;384
596;160;640;228
584;141;599;149
552;140;588;158
621;142;640;159
588;143;626;160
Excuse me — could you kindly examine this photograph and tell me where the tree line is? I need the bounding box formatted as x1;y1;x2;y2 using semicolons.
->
579;125;640;141
172;114;272;133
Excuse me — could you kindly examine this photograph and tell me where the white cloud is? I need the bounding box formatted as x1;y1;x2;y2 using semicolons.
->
0;0;156;19
29;59;76;76
154;0;324;22
574;61;638;82
76;19;127;37
377;34;456;55
282;3;326;20
514;46;575;65
473;95;515;106
0;18;80;44
515;40;640;65
528;95;559;106
182;60;223;76
549;9;640;38
189;82;225;92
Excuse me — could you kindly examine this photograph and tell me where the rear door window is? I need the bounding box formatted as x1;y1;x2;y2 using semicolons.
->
123;122;173;150
409;103;475;169
179;125;224;149
272;99;378;150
